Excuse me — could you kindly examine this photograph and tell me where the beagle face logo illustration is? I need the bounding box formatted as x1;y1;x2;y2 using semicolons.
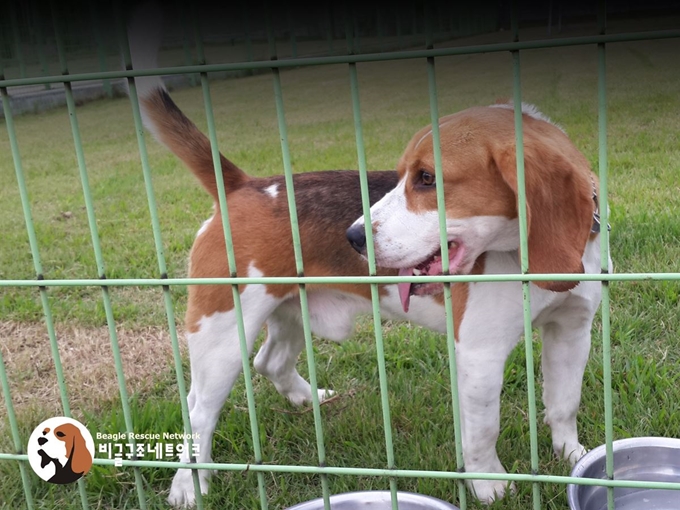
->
28;417;94;484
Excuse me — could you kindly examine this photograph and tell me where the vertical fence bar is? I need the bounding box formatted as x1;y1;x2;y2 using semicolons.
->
0;289;34;508
272;67;332;509
199;74;270;510
597;3;615;509
268;13;330;505
347;31;399;507
63;79;150;510
192;12;270;508
423;5;467;508
51;5;148;507
0;345;33;508
116;5;203;507
271;64;332;510
513;54;541;510
1;83;88;509
510;3;541;508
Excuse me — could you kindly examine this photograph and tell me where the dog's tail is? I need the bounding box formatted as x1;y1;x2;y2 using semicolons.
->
126;1;248;199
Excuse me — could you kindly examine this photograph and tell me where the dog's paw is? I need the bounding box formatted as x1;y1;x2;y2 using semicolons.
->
468;479;515;505
318;388;335;403
287;387;335;407
556;442;587;466
168;468;210;508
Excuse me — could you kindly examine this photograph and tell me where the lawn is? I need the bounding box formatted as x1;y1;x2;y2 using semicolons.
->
1;18;679;510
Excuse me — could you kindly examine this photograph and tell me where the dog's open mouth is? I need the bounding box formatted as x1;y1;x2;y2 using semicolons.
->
397;241;466;313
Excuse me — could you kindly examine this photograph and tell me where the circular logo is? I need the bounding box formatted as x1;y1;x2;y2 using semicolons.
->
27;417;94;484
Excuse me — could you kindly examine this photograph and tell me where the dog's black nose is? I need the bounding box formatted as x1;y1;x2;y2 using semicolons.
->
38;437;48;446
346;224;367;254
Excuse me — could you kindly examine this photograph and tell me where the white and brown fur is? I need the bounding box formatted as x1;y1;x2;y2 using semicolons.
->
128;3;609;506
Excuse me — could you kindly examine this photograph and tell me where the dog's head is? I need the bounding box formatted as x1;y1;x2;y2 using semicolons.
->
347;103;596;312
37;422;93;476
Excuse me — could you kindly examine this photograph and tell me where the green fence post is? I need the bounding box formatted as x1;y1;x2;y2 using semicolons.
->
0;330;34;509
510;3;541;508
346;23;401;506
192;18;271;508
116;3;202;507
424;5;466;508
267;10;332;506
597;3;615;510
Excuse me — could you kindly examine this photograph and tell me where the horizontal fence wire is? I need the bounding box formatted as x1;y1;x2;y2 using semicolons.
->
2;2;680;509
2;29;680;88
0;452;679;490
2;272;680;288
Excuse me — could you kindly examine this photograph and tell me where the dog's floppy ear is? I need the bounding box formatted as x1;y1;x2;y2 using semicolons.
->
493;138;595;292
57;424;92;475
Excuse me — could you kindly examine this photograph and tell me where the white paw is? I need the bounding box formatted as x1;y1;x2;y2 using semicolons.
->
557;442;587;466
318;388;335;403
468;479;515;505
287;387;334;407
167;468;210;508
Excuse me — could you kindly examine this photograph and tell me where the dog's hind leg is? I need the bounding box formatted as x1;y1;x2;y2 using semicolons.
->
168;286;280;508
254;299;334;407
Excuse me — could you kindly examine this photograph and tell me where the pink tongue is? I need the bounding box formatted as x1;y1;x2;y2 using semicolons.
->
398;268;413;313
397;244;467;314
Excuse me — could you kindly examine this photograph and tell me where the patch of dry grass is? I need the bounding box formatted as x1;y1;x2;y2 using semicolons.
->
0;320;186;420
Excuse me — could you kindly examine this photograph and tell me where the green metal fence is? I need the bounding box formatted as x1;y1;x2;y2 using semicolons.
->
1;1;680;509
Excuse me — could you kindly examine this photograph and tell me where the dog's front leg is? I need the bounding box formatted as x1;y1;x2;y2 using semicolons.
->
541;312;594;465
456;320;522;504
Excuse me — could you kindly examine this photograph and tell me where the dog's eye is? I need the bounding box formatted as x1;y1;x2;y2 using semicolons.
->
56;431;66;437
420;171;435;187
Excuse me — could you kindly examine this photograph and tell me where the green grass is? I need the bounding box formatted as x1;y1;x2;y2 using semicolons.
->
1;20;680;510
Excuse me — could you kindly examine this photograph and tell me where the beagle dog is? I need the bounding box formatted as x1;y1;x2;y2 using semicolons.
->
127;4;609;506
36;423;93;484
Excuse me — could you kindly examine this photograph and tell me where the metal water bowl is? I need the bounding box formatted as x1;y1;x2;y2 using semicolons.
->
567;437;680;510
286;491;460;509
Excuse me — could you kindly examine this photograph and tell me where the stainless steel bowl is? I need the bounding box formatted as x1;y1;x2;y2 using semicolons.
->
567;437;680;510
286;491;459;509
